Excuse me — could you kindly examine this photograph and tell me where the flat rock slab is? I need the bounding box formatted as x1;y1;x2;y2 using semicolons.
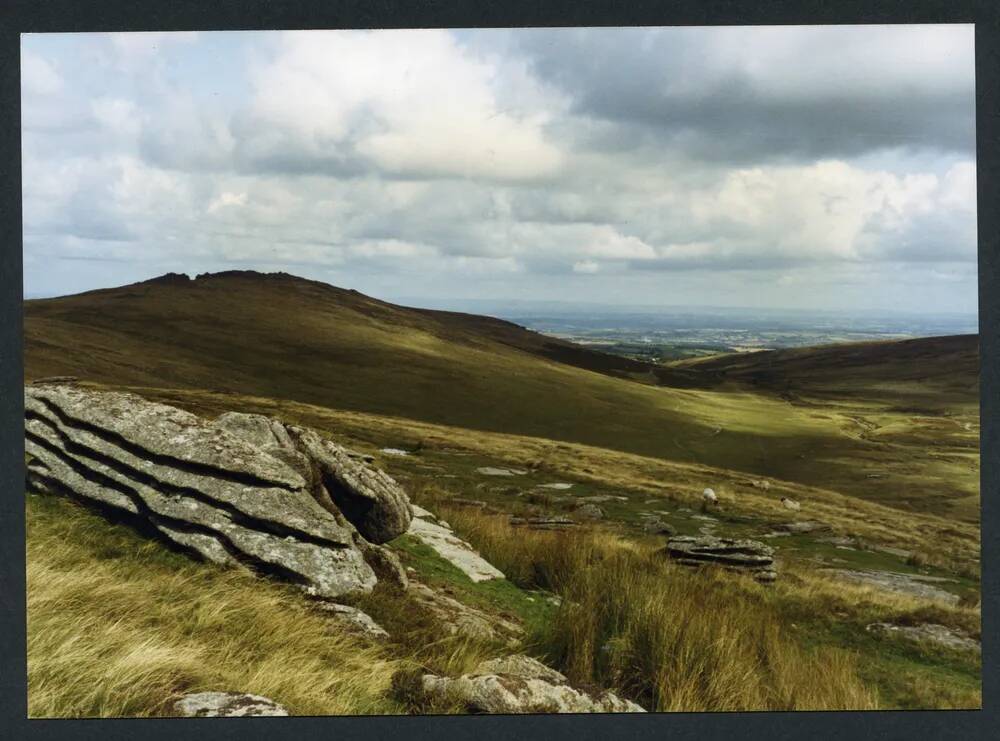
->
827;569;960;604
406;510;505;582
416;655;645;714
380;448;410;456
173;692;289;717
866;622;980;653
537;483;574;490
476;467;526;476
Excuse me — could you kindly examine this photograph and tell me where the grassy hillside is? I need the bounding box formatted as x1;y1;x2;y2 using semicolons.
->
24;271;979;519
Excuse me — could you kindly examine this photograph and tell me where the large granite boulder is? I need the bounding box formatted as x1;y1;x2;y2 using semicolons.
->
24;384;413;599
413;654;645;713
662;535;778;582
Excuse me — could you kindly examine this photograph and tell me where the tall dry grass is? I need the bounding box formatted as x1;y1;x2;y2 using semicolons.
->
434;504;878;711
27;494;401;718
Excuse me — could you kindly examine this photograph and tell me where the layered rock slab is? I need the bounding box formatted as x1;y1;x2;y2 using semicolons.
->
24;385;416;599
662;535;778;582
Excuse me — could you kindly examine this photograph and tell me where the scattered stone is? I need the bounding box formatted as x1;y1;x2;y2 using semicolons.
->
476;467;526;477
760;532;792;539
23;386;416;600
380;447;410;456
774;521;831;535
509;515;577;530
537;482;574;490
406;508;505;582
819;535;860;548
573;503;604;520
316;603;389;639
414;655;645;714
662;535;778;583
641;518;676;536
690;514;718;522
173;692;289;717
866;623;980;653
872;544;914;559
826;569;960;604
577;495;628;503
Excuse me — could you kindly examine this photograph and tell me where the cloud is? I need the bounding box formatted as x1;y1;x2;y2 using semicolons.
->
236;30;564;181
19;28;979;312
517;25;975;163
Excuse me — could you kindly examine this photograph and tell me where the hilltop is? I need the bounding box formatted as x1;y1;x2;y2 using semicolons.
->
24;271;979;519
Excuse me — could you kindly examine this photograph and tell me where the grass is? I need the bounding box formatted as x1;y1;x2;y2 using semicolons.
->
122;386;980;575
421;503;980;711
26;492;402;718
24;272;979;520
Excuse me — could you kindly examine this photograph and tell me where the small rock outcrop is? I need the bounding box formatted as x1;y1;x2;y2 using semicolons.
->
407;505;505;582
866;622;980;653
24;384;413;600
573;503;604;520
315;603;390;640
413;655;645;714
173;691;289;717
662;535;778;582
509;515;577;531
408;581;523;645
774;520;830;534
826;569;960;604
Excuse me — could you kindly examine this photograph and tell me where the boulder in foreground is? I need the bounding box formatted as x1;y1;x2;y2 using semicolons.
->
412;655;645;713
24;383;413;599
173;691;288;717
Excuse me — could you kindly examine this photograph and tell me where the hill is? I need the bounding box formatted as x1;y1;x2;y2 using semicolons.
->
23;271;979;519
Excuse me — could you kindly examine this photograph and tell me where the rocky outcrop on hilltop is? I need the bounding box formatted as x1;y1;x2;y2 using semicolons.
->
410;655;645;714
24;383;413;600
662;534;778;582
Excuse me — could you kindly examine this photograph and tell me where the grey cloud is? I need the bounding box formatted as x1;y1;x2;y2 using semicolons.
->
516;27;975;164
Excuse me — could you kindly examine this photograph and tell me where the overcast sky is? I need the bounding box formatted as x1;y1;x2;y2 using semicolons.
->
21;26;977;313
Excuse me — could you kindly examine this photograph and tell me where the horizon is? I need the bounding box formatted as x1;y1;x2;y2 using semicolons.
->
22;269;979;329
22;27;977;314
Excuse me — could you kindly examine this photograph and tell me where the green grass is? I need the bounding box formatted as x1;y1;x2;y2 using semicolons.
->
24;272;979;520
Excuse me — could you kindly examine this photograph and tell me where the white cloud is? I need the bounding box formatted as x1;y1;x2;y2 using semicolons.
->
241;30;564;181
21;50;63;95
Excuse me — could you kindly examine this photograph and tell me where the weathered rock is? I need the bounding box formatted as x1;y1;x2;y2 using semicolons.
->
416;655;645;714
826;569;960;604
173;691;288;717
509;515;576;530
406;508;505;582
866;622;980;653
573;503;604;520
407;581;522;644
537;482;573;490
22;386;423;600
316;603;390;640
774;521;831;534
662;535;778;582
283;425;412;544
476;467;526;476
641;517;676;536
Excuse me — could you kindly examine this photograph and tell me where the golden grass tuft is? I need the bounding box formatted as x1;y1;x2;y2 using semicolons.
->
27;494;401;718
432;505;878;711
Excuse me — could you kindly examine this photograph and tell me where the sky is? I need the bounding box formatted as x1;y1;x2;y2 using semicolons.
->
20;26;978;314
